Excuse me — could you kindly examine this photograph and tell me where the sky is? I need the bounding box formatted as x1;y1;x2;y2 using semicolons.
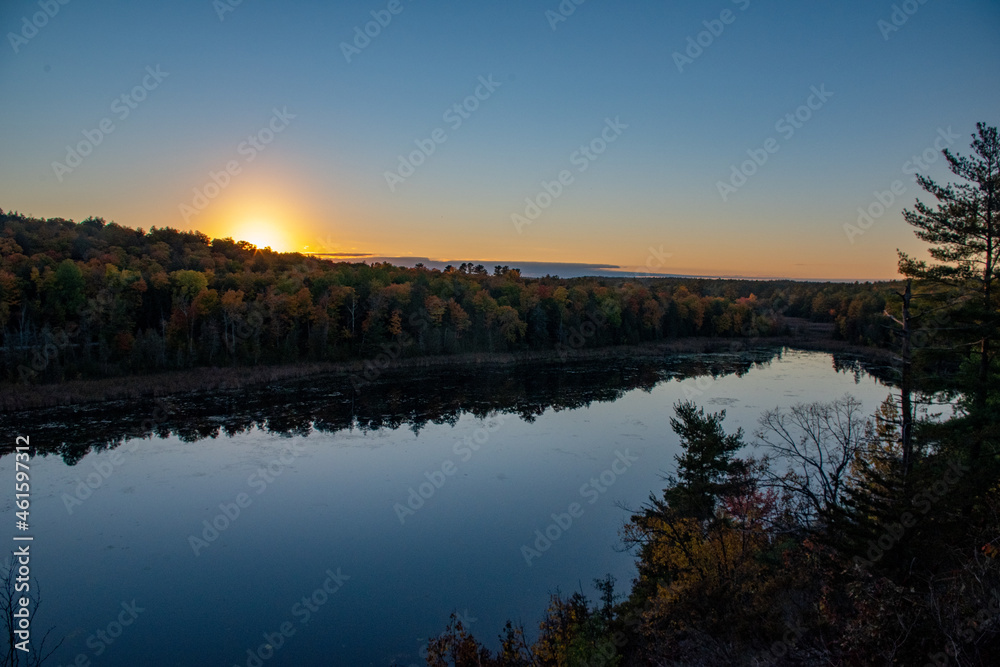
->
1;0;998;280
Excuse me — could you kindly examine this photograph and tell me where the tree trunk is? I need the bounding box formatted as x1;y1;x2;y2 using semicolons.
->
900;281;913;483
973;216;993;463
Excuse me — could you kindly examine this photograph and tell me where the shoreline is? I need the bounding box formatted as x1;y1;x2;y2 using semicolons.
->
0;336;891;413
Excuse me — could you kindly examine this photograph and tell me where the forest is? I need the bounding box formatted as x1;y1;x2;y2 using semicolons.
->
410;123;1000;665
0;211;894;385
1;117;995;666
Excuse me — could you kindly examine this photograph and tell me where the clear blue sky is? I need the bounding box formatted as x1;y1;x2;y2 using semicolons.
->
1;0;998;279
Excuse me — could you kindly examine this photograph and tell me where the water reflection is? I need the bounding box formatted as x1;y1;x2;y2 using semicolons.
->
2;346;893;465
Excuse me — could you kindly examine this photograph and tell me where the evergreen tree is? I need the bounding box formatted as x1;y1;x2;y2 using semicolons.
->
661;401;747;522
897;122;1000;463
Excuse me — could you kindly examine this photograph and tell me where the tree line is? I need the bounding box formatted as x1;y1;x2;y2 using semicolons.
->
0;213;894;384
413;124;1000;665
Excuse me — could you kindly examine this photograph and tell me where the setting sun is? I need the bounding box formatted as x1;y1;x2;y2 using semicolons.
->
3;0;999;662
232;219;289;252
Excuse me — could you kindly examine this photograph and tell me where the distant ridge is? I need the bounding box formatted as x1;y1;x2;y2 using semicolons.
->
304;254;884;282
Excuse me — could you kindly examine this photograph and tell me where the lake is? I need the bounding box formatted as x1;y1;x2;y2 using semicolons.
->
1;347;897;666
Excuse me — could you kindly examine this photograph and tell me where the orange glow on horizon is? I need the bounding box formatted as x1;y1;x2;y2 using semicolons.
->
187;167;320;254
225;218;290;252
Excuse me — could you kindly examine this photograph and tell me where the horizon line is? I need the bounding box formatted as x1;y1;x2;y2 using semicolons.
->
302;253;897;283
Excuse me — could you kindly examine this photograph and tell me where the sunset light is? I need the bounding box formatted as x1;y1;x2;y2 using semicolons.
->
233;218;289;252
2;1;998;664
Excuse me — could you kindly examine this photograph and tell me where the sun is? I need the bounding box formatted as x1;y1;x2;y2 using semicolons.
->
235;219;289;252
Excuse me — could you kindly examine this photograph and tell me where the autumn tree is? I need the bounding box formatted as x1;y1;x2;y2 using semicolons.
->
621;402;806;663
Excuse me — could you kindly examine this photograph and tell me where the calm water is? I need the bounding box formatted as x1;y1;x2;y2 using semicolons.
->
1;348;895;666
